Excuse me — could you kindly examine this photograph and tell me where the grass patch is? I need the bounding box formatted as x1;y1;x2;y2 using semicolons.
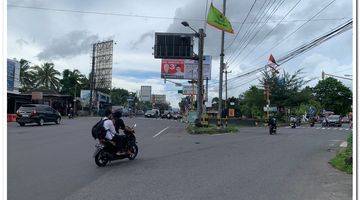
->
329;134;352;174
186;124;239;135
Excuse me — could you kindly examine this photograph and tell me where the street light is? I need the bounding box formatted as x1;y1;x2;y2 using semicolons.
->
181;21;198;35
181;21;206;126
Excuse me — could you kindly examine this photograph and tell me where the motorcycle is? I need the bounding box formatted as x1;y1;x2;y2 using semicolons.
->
290;122;296;128
93;124;138;167
269;124;277;135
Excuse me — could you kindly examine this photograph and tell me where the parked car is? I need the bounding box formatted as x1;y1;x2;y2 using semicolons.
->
341;116;350;123
145;109;159;118
136;110;145;116
16;104;61;126
172;113;182;120
322;115;342;127
161;111;173;119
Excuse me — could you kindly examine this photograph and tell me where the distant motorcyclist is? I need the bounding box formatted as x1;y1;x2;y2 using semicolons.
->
268;116;277;135
290;116;297;128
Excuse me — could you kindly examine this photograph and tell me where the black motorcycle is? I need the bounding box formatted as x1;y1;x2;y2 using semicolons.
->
94;124;138;167
290;122;296;128
269;124;277;135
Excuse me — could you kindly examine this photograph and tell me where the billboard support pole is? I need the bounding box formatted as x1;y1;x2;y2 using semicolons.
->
196;28;205;126
89;43;96;116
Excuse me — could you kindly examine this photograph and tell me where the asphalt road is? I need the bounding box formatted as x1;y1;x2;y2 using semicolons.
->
8;117;352;200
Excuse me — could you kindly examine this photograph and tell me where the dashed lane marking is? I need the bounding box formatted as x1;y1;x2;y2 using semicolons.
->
153;126;170;138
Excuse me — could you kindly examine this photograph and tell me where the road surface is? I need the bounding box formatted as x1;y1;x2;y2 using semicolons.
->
8;117;352;200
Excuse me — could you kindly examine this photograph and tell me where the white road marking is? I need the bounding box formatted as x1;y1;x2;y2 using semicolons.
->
345;128;349;131
339;128;343;130
322;128;326;130
316;128;320;129
327;128;331;130
153;126;170;138
334;128;338;130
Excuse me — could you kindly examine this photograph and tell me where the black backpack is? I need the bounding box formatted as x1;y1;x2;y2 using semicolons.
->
91;119;109;139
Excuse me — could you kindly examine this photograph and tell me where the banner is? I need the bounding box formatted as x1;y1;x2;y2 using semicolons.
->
207;3;234;34
161;55;212;80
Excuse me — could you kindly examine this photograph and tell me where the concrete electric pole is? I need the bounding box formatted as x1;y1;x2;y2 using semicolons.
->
218;0;226;127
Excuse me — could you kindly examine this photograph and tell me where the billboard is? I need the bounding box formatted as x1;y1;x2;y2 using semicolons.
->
161;55;212;80
93;40;113;90
140;86;152;102
80;90;91;107
154;33;194;59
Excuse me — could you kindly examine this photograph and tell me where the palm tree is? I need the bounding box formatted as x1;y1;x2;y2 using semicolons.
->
33;62;61;91
19;59;36;92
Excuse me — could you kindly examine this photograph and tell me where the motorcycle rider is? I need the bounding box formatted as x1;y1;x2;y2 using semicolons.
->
268;115;277;134
103;109;125;156
112;109;133;155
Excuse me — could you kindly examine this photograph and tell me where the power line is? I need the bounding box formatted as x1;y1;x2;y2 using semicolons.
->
237;0;304;66
225;0;273;63
247;0;338;65
8;4;348;24
224;18;352;85
224;0;258;50
227;0;286;67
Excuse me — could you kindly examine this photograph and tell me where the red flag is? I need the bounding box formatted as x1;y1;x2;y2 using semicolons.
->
268;54;279;73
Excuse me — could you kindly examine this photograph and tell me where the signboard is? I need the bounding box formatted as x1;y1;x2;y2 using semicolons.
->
228;109;235;117
161;55;212;80
31;92;43;100
182;85;197;95
154;33;194;59
263;106;277;112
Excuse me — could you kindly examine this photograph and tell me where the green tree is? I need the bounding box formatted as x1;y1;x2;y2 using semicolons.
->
313;77;352;115
60;69;88;97
19;59;36;92
239;86;264;118
33;62;61;91
110;88;130;106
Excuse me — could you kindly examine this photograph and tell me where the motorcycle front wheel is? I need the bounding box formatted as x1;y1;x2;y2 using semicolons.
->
95;150;109;167
128;144;138;160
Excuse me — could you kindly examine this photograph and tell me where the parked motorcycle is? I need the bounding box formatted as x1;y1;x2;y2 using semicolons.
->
93;124;138;167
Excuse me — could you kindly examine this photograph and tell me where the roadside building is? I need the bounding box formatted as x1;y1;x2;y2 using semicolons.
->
7;59;20;93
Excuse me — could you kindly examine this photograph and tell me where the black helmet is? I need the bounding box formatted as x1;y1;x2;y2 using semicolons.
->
112;109;122;118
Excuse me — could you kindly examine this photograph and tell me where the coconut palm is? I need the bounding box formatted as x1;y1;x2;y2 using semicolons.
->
19;59;36;92
33;62;61;91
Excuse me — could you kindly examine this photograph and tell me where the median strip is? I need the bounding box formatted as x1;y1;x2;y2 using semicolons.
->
153;126;170;138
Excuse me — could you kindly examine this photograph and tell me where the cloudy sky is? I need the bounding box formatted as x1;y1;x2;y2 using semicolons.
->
7;0;353;108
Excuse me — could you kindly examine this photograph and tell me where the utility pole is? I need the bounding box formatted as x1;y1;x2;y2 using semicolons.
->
89;43;96;115
218;0;226;127
224;67;231;127
196;28;205;125
264;82;270;122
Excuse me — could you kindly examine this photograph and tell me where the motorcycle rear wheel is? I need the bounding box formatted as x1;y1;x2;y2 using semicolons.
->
95;150;109;167
128;145;138;160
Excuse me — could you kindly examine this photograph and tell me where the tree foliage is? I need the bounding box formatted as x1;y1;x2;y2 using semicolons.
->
313;77;352;115
32;62;61;91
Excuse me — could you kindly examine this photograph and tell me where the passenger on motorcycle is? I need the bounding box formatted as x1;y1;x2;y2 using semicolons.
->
112;109;132;155
103;109;125;156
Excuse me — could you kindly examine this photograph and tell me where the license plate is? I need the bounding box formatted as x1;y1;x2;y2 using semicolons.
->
22;115;29;117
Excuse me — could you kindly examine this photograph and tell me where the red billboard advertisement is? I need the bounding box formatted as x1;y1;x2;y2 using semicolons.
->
161;59;185;79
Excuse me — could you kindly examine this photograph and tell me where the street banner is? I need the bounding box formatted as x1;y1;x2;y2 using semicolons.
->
80;90;91;107
187;111;197;124
207;3;234;34
161;55;212;80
